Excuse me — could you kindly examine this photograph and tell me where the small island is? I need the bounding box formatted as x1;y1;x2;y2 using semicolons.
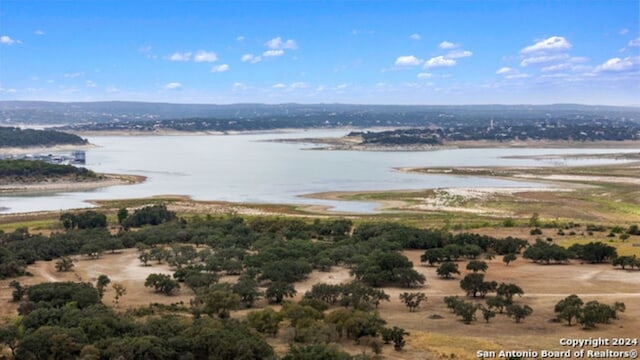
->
277;121;640;151
0;159;144;194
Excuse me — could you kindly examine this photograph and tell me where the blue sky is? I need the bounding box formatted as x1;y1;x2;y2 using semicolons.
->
0;1;638;105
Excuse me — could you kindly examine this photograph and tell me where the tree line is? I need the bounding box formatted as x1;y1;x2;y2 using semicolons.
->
0;159;96;182
0;126;87;148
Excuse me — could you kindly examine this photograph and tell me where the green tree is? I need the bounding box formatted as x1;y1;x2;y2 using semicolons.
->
577;301;618;329
479;305;496;323
80;243;103;260
138;252;151;266
466;260;488;273
460;273;496;298
339;282;390;310
304;283;343;305
436;261;460;279
232;275;263;308
282;302;324;340
0;324;20;358
266;282;297;304
381;326;410;351
486;296;508;314
150;247;170;264
453;300;478;324
55;257;75;272
144;273;180;295
399;292;427;312
503;253;517;266
197;289;241;319
104;238;124;254
554;294;583;326
353;250;425;288
112;282;126;306
569;242;617;264
506;304;533;323
117;208;128;225
9;280;26;302
444;295;462;313
96;275;111;299
420;248;446;266
496;283;524;303
247;307;283;336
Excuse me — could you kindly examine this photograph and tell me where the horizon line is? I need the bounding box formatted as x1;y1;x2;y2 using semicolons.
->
1;99;639;108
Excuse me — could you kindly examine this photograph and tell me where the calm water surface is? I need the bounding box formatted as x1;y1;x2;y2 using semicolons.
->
1;130;636;214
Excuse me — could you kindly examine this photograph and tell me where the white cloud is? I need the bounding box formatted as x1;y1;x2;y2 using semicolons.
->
520;36;572;54
628;38;640;48
438;41;458;49
164;82;182;90
520;53;570;66
232;82;247;90
194;50;218;63
620;28;629;35
168;52;192;61
211;64;229;73
265;37;298;50
85;80;97;88
395;55;422;67
263;49;284;57
241;54;262;63
236;35;245;42
496;67;515;75
0;87;17;93
139;45;157;59
64;72;84;78
424;56;456;68
446;50;473;59
417;72;432;79
496;67;530;79
569;56;589;63
35;30;45;36
335;84;348;90
595;56;640;72
271;82;307;90
0;35;20;45
409;33;421;41
540;63;572;72
506;73;531;79
352;29;375;36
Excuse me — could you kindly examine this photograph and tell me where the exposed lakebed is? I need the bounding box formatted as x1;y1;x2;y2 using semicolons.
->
0;130;636;214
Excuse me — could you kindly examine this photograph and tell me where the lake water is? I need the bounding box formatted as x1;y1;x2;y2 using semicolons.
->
1;130;637;214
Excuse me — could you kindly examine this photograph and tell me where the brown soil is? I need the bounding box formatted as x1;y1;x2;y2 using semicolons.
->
1;248;638;359
0;173;145;194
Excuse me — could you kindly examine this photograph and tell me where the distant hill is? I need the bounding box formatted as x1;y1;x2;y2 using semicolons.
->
1;101;638;127
0;126;88;148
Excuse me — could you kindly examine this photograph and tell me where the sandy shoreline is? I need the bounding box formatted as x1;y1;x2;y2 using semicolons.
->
302;184;574;215
0;143;96;156
266;136;640;151
0;173;146;194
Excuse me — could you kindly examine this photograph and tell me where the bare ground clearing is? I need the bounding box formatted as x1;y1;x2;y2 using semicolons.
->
0;247;638;359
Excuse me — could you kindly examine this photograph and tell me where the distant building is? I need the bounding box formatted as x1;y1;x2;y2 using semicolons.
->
72;151;86;164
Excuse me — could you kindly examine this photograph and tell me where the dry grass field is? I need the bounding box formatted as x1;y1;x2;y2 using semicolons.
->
2;245;637;359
